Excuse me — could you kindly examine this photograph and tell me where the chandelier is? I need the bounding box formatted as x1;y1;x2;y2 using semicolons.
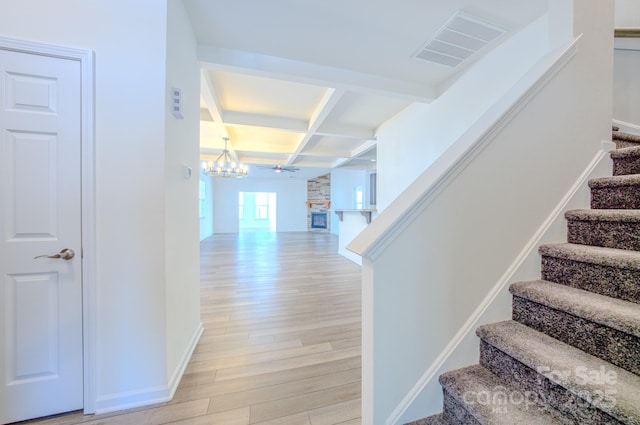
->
202;137;248;178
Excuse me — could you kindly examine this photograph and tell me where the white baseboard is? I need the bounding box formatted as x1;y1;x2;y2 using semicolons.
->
613;119;640;135
94;385;172;415
94;323;204;415
390;142;615;424
168;323;204;399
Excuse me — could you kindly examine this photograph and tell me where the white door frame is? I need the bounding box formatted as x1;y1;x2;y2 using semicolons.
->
0;36;96;415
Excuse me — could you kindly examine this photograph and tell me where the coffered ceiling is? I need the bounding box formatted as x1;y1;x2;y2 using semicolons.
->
184;0;548;179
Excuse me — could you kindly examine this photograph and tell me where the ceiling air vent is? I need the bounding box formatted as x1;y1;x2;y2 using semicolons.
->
413;12;508;67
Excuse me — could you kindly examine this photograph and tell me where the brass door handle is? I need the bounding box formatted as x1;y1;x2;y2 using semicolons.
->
35;248;75;260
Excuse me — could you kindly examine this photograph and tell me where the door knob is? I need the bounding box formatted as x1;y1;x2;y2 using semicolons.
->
35;248;75;260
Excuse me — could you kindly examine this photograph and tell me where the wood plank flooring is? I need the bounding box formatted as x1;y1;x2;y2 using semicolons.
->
21;232;362;425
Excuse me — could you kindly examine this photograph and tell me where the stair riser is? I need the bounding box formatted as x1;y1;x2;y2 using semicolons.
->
512;297;640;375
613;157;640;176
591;186;640;209
442;391;482;425
404;413;450;425
540;256;640;303
479;341;623;425
566;220;640;251
613;140;640;150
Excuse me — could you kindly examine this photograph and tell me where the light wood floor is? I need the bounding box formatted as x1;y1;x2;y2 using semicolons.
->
22;232;362;425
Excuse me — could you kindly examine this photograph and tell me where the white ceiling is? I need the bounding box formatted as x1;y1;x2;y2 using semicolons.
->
185;0;548;180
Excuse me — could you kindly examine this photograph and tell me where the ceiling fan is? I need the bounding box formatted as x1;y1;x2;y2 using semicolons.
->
256;165;300;173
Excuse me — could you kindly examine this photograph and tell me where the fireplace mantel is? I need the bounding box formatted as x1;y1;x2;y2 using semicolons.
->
306;200;331;209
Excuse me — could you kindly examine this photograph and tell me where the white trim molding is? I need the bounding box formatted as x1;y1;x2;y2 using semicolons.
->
613;119;640;135
94;323;204;415
0;36;97;414
168;323;204;399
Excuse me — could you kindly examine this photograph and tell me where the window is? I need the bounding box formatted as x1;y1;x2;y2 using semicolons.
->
255;192;269;219
355;186;363;209
370;172;377;206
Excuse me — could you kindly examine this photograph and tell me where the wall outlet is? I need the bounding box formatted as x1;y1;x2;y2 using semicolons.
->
182;164;192;179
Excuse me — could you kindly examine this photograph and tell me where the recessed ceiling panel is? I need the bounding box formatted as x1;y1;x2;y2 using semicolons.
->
293;154;343;167
199;121;225;149
227;126;301;153
301;135;362;156
235;151;289;165
211;70;326;119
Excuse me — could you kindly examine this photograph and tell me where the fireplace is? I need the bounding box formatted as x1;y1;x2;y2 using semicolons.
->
310;212;328;230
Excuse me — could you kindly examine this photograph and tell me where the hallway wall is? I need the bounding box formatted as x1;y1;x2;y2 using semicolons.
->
0;0;202;413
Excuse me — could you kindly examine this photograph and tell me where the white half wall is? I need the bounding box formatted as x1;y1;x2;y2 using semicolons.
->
614;48;640;129
615;0;640;27
350;1;614;422
613;0;640;132
330;169;367;235
613;0;640;130
213;178;308;233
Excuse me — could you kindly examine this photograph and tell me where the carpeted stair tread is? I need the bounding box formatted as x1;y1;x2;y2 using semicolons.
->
404;413;451;425
565;210;640;250
510;280;640;375
611;145;640;159
611;146;640;175
477;320;640;424
613;131;640;144
565;209;640;222
439;364;564;425
589;174;640;188
510;280;640;337
539;243;640;270
590;174;640;209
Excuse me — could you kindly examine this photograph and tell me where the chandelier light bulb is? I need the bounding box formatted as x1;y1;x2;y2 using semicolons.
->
202;137;249;178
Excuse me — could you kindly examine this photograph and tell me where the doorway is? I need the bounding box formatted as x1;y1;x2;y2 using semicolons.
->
239;192;277;233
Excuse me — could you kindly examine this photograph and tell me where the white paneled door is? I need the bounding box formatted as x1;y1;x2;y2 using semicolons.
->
0;48;83;424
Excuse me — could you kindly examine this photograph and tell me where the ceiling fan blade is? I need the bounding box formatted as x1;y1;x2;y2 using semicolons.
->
253;164;300;172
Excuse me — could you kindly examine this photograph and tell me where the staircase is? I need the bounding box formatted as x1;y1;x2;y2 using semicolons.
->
409;129;640;425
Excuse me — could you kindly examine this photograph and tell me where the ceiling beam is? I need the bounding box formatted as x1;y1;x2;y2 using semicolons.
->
200;70;240;163
223;110;375;141
286;88;345;166
198;45;436;103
